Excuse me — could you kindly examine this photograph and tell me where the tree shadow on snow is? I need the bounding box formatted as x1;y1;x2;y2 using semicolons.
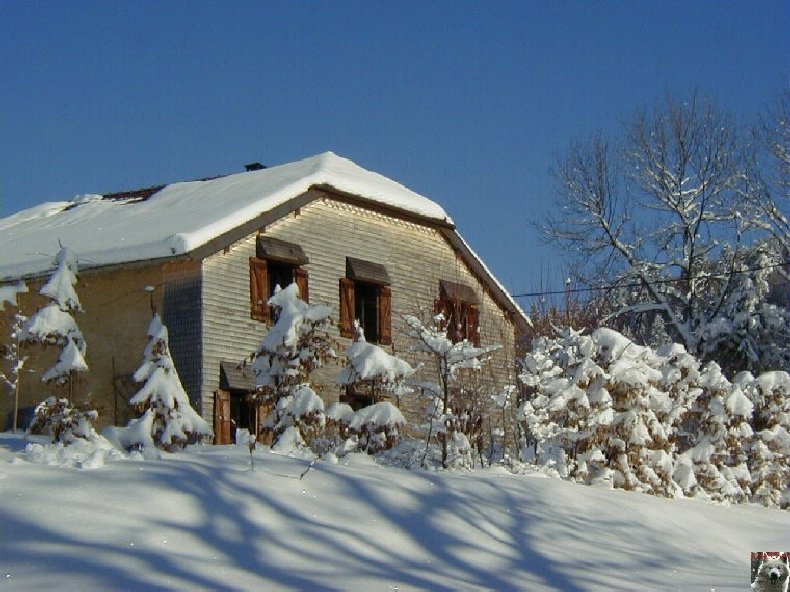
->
0;449;733;591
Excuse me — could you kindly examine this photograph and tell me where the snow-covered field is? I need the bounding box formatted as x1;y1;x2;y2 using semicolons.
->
0;435;786;591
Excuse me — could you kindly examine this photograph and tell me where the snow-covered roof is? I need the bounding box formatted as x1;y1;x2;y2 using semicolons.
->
0;152;451;280
1;152;529;329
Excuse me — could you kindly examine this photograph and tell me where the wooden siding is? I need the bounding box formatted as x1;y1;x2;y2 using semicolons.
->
200;191;517;424
162;260;203;414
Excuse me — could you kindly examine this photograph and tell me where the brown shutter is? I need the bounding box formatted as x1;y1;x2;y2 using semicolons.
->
213;390;232;445
294;267;309;303
339;277;355;338
249;257;270;322
467;305;481;346
378;286;392;346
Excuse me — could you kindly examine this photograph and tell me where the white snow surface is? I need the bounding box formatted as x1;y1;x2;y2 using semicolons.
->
0;433;784;591
0;152;451;280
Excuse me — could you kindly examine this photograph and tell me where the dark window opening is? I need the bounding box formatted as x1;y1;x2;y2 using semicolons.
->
339;258;392;345
341;384;377;411
249;239;309;323
355;281;380;342
230;390;254;433
267;261;296;322
435;280;481;346
268;261;296;297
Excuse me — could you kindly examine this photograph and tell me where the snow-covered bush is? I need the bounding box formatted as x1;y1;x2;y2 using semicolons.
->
249;283;336;447
678;363;751;502
28;396;99;444
126;314;212;452
403;312;500;468
348;401;407;453
336;321;414;406
266;384;326;448
319;401;355;452
518;325;788;507
745;371;790;508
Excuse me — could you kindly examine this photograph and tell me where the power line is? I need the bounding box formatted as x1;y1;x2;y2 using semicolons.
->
512;260;790;299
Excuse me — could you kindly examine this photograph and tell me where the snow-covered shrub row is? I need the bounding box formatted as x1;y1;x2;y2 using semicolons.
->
518;327;790;508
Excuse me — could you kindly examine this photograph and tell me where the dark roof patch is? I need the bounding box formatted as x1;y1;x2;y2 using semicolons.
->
102;185;167;203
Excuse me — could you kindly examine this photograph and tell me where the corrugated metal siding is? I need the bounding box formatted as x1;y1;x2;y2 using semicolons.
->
163;261;203;413
200;191;517;423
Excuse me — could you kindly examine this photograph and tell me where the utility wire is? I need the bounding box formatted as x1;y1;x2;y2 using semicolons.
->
512;260;790;299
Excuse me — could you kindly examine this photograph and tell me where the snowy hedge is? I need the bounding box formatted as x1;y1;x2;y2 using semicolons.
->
519;327;789;508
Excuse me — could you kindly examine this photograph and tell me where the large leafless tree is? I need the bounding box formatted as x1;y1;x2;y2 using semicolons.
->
543;92;788;371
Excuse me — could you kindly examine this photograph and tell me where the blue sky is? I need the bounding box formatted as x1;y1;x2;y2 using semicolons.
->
1;1;788;300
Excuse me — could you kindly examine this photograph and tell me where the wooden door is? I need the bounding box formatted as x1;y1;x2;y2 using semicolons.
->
214;389;232;445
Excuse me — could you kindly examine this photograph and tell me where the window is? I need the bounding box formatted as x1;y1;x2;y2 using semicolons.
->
249;236;309;323
339;257;392;345
434;279;480;345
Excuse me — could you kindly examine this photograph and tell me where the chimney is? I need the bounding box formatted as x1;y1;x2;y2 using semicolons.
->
245;162;265;172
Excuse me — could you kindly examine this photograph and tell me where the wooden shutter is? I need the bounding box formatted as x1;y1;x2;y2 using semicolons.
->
339;278;355;338
213;390;232;445
294;267;309;303
378;286;392;346
249;257;270;322
467;305;481;346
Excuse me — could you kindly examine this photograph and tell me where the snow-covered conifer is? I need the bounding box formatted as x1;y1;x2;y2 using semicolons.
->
267;384;325;448
20;248;88;389
128;314;212;451
28;396;99;444
323;401;355;449
18;248;94;442
249;283;335;447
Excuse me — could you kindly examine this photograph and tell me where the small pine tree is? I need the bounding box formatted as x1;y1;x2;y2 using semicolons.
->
249;283;336;447
128;314;212;451
19;247;93;442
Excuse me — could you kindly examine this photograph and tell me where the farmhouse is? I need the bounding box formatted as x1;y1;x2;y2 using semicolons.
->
0;152;528;442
